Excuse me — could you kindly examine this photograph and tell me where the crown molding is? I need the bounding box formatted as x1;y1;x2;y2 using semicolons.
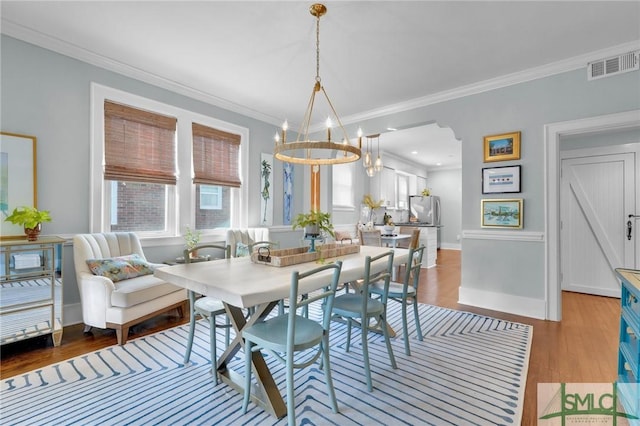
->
340;40;640;126
1;20;282;126
3;19;638;128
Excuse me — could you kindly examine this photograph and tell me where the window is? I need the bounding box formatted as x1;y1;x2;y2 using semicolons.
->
397;173;409;209
103;100;177;233
332;162;355;210
192;123;241;230
91;83;249;241
200;185;222;210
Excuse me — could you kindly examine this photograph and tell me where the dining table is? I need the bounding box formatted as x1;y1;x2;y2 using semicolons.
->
380;233;412;248
155;245;409;419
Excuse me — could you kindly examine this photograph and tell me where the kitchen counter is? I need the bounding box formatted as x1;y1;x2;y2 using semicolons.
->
379;224;438;268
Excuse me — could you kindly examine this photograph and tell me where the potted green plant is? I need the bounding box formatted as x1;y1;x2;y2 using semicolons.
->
292;209;335;239
4;206;52;241
184;226;201;258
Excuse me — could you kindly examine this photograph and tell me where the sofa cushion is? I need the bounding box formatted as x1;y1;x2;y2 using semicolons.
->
86;253;158;282
110;273;183;308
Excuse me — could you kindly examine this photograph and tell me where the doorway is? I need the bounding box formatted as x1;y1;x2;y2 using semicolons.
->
545;110;640;321
560;145;638;297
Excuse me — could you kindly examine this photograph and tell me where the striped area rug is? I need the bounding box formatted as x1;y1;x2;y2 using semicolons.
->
1;302;532;425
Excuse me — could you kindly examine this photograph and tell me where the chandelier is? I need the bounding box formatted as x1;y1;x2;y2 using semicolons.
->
273;3;361;166
362;132;383;177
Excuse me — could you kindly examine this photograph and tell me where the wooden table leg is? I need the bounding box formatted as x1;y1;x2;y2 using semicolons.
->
216;301;287;419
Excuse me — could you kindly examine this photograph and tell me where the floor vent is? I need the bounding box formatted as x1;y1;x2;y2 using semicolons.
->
588;51;639;80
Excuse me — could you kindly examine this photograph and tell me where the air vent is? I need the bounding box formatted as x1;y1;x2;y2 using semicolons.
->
588;51;639;80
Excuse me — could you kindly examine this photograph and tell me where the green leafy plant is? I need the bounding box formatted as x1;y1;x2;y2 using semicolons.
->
292;209;335;238
184;226;201;250
4;206;52;229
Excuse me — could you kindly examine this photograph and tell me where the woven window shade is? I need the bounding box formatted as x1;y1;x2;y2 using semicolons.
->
192;123;241;188
104;100;177;184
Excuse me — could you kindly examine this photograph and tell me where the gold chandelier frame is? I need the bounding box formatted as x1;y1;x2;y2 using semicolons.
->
273;3;361;166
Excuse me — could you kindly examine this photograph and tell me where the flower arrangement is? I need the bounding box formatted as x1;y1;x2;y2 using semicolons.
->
362;194;384;209
421;188;431;196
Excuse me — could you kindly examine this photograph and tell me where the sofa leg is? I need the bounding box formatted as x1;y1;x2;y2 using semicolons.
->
83;325;93;333
116;326;130;345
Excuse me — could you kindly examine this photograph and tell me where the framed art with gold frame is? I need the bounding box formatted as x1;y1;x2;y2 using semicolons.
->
0;131;37;240
481;198;523;229
483;131;521;162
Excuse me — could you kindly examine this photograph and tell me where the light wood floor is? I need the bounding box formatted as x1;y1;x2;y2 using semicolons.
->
0;249;620;425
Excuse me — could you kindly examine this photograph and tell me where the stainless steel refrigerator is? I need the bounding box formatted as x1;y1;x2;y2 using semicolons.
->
408;195;441;225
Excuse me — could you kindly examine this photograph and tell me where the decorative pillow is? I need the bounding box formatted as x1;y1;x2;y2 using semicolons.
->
235;242;250;258
86;253;156;282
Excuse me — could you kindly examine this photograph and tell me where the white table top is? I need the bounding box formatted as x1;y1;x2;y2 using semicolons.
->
380;233;411;241
155;245;409;308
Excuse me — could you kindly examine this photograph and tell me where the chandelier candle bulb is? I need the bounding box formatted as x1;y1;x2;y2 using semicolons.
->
274;132;280;145
282;120;288;143
326;117;332;141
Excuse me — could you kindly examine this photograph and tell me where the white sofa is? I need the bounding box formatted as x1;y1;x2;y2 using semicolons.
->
225;228;271;257
73;232;187;345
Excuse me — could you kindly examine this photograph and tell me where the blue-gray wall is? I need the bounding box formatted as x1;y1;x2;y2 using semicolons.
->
2;34;639;322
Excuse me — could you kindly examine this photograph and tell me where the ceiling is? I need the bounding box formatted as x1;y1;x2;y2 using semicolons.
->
2;1;639;170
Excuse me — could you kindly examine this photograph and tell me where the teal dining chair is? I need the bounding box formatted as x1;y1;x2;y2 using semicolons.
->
332;250;397;392
369;245;425;356
242;261;343;426
183;244;231;384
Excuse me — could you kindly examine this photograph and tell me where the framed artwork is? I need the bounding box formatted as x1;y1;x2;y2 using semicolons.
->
260;153;273;226
481;198;523;228
283;162;293;225
1;132;37;240
483;131;521;162
482;165;521;194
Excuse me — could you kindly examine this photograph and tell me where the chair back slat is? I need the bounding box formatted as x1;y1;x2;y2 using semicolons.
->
359;229;382;247
288;261;343;339
404;245;425;291
361;251;394;311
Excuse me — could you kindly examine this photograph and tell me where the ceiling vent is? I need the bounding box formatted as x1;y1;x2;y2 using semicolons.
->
588;51;639;81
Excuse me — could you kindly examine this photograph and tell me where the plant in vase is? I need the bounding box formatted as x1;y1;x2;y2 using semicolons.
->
184;226;201;258
292;209;335;239
4;206;52;241
362;194;384;223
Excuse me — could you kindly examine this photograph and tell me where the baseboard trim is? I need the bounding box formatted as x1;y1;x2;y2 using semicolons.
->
458;286;547;319
63;303;84;327
440;243;461;250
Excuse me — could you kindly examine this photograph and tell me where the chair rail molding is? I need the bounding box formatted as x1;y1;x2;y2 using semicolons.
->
462;229;544;242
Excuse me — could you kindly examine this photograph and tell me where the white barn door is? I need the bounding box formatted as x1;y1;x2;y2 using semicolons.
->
560;146;637;297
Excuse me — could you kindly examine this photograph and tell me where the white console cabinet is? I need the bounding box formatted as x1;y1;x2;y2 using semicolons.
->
0;236;64;346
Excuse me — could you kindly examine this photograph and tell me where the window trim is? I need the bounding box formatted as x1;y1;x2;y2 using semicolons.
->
90;83;249;242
